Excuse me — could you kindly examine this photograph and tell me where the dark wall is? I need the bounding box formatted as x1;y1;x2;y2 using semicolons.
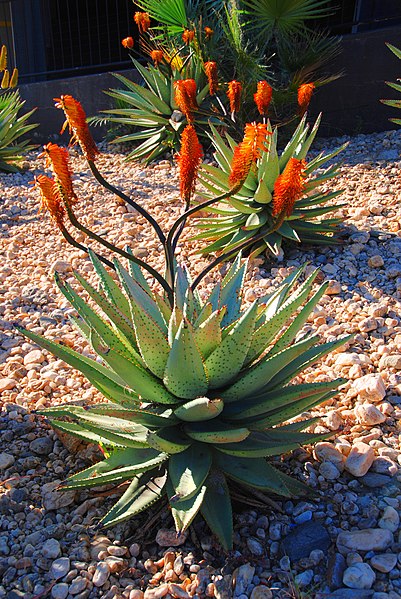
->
18;70;139;144
312;24;401;136
19;24;401;143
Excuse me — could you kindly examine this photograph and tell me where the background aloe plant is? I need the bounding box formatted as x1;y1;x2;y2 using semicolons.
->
194;114;346;257
381;43;401;127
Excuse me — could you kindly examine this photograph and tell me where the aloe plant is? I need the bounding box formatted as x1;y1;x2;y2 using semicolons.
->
381;43;401;126
90;57;218;163
25;96;349;550
194;115;346;257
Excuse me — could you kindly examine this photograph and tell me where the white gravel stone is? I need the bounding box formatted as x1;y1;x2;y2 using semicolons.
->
51;583;69;599
378;506;400;532
355;403;386;426
93;561;111;587
352;374;386;402
42;538;61;559
344;442;375;477
343;563;376;589
50;557;70;580
370;553;398;573
337;529;393;553
0;452;15;469
0;378;16;392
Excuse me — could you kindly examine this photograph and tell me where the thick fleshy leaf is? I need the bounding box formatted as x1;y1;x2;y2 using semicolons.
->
201;472;233;550
169;444;212;502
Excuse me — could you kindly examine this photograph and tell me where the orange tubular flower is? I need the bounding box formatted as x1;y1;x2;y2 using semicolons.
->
272;158;307;218
204;61;218;96
150;50;163;65
54;95;99;162
34;175;65;228
182;29;195;45
227;81;242;115
41;143;77;204
229;123;270;189
176;124;203;201
204;26;214;39
297;83;315;115
121;37;134;49
254;81;273;115
134;12;151;33
174;79;198;122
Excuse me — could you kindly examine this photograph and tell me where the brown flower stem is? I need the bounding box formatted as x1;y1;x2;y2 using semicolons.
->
63;203;173;302
59;224;114;269
88;160;166;246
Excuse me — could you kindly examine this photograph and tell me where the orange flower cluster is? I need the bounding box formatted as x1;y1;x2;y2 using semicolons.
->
204;26;214;39
272;158;306;217
204;62;218;96
297;83;315;115
227;81;242;115
182;29;195;45
174;79;198;122
254;81;273;115
151;50;163;65
54;95;99;162
134;12;151;33
35;175;65;228
41;143;77;204
121;37;134;49
229;123;270;189
176;125;203;201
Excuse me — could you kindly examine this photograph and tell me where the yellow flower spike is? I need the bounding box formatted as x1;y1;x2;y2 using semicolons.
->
1;70;10;89
0;46;7;71
9;68;18;88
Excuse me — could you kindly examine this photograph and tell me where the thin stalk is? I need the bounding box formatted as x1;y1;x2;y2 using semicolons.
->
59;224;115;270
191;218;285;291
64;203;173;302
88;160;166;246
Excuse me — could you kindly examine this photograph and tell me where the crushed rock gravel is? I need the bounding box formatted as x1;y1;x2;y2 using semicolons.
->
0;128;401;598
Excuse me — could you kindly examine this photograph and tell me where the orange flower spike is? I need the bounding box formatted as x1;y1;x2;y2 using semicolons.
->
297;83;315;115
34;175;65;228
229;123;270;189
121;37;134;49
151;50;163;65
227;80;242;114
204;26;214;39
204;62;218;96
134;12;151;33
182;29;195;45
254;81;273;115
41;143;77;204
174;79;198;122
176;124;203;201
272;158;307;218
54;95;99;162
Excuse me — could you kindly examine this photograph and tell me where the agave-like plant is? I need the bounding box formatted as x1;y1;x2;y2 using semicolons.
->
90;57;218;163
194;115;347;257
381;43;401;127
22;95;349;550
20;255;348;549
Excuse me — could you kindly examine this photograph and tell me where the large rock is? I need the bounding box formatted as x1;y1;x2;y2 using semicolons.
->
281;521;331;561
378;506;400;532
343;563;375;589
352;374;386;402
344;442;374;477
370;553;397;573
355;404;386;426
337;529;393;553
41;480;76;510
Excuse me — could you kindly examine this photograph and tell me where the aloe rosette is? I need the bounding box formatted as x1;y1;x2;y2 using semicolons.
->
90;58;215;163
194;115;347;257
19;251;348;549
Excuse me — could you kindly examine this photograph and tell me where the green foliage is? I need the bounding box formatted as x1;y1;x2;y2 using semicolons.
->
381;43;401;127
0;91;37;172
90;57;218;163
194;115;346;258
21;254;348;549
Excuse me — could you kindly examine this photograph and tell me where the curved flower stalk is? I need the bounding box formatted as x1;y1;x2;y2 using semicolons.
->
194;115;347;257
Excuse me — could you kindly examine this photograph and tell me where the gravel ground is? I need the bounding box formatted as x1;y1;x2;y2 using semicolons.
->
0;127;401;599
